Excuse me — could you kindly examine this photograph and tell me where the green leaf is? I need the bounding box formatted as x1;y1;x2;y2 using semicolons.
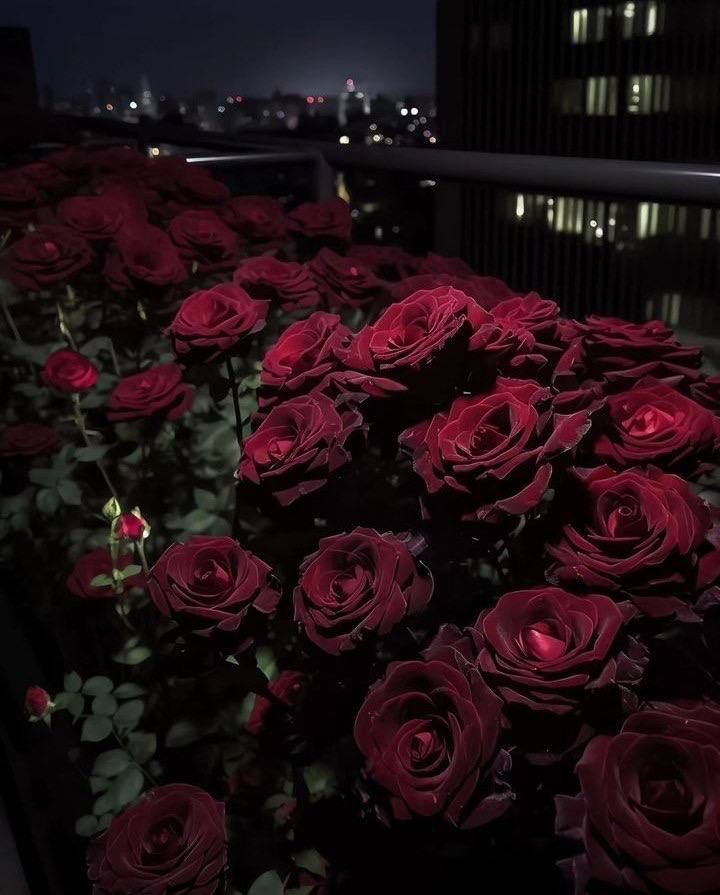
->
81;716;112;743
128;732;157;764
109;766;144;810
194;488;217;511
166;719;200;748
92;792;115;816
83;676;114;696
247;870;284;895
293;849;328;878
256;646;278;682
97;813;113;832
92;694;118;716
117;564;142;580
113;699;144;731
112;645;151;665
75;815;99;837
113;683;146;699
89;775;112;794
303;762;337;802
90;573;115;588
53;690;85;719
36;488;60;515
58;480;82;506
29;468;56;487
64;671;82;693
75;445;110;462
92;750;130;778
180;508;217;532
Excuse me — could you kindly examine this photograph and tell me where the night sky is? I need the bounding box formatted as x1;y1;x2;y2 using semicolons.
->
3;0;436;98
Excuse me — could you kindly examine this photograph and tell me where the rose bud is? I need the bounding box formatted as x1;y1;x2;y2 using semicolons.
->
25;685;53;722
114;510;148;542
247;671;308;736
41;349;98;394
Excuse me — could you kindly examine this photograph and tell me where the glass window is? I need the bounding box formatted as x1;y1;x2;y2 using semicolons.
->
627;74;670;114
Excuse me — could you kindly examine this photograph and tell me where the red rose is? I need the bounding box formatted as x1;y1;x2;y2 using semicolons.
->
66;548;144;599
400;378;590;523
354;658;511;827
160;164;230;217
594;377;720;476
348;244;420;280
5;225;92;291
417;253;475;277
41;349;98;393
107;364;194;422
247;670;307;735
0;169;43;228
25;685;52;720
237;393;363;506
309;248;387;309
221;195;287;242
233;256;320;312
168;209;239;272
90;146;148;174
556;701;720;895
87;784;226;895
294;528;433;654
0;422;61;457
166;284;268;363
115;512;147;541
391;273;515;308
57;195;125;241
546;465;718;618
259;311;351;411
287;198;351;244
492;292;564;360
44;146;91;175
17;162;71;195
104;225;187;293
148;535;280;639
690;374;720;412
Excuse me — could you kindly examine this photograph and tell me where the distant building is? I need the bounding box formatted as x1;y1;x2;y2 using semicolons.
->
0;27;38;115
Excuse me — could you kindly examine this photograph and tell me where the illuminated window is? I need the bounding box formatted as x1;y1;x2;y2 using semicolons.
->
618;1;664;38
571;6;611;43
627;74;670;113
586;76;618;115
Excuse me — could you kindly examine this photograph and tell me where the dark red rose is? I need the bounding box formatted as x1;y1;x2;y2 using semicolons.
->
115;512;147;541
57;195;125;241
556;701;720;895
104;225;187;292
259;311;351;410
0;170;43;228
221;195;287;242
66;548;144;599
90;146;149;174
546;465;719;619
690;374;720;412
17;162;71;195
44;146;91;175
168;209;239;272
417;253;475;277
391;273;516;308
148;535;280;639
41;349;98;394
0;422;61;457
93;181;149;222
354;658;511;827
107;364;194;423
309;248;387;309
237;393;363;506
161;164;230;216
493;292;563;351
4;225;92;291
594;377;720;476
348;244;420;280
233;256;320;312
87;783;226;895
25;685;52;720
247;671;307;735
428;588;646;717
400;378;591;523
166;284;268;363
560;315;703;390
287;198;352;244
294;528;433;654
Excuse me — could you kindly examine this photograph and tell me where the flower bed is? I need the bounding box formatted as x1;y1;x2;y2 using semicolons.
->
2;145;720;894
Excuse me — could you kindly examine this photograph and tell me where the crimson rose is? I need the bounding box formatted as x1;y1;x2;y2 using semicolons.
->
348;244;420;280
0;422;60;457
148;535;280;638
168;209;239;272
66;548;144;599
107;364;194;422
247;670;307;735
5;225;92;291
556;701;720;895
400;378;590;523
0;170;43;228
25;685;52;721
391;274;515;309
354;658;511;827
42;349;98;393
233;257;320;312
87;783;226;895
167;284;268;363
57;195;125;241
309;248;386;309
104;225;187;292
237;393;363;506
294;528;433;654
221;195;287;242
287;198;352;244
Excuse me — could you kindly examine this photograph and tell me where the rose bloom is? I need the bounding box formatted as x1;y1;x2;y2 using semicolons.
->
41;349;98;394
287;197;352;244
5;225;92;291
107;364;194;423
309;248;386;309
417;253;475;277
148;535;280;638
354;658;511;827
594;377;720;476
556;701;720;895
66;548;144;599
168;209;239;272
237;393;364;506
25;685;52;720
164;164;230;210
44;146;91;176
391;273;516;308
428;588;647;717
400;378;591;523
233;256;320;312
492;292;563;350
17;162;71;195
221;195;287;242
247;671;307;736
87;784;226;895
546;465;719;618
294;528;433;654
90;146;149;174
166;284;268;363
348;244;420;281
0;170;43;228
104;225;187;292
259;311;351;411
57;194;126;241
0;422;61;457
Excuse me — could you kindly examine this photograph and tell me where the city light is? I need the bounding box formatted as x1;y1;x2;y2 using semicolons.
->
105;103;113;111
410;106;418;115
150;147;160;157
236;96;243;103
339;135;350;144
317;96;325;103
429;136;437;143
400;108;408;116
129;101;138;110
306;96;314;104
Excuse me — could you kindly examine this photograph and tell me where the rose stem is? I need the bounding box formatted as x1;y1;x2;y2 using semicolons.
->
71;393;120;500
225;356;245;541
136;538;150;576
56;299;78;351
0;297;22;342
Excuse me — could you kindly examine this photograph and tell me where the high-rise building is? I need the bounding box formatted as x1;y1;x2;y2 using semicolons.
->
0;27;38;115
